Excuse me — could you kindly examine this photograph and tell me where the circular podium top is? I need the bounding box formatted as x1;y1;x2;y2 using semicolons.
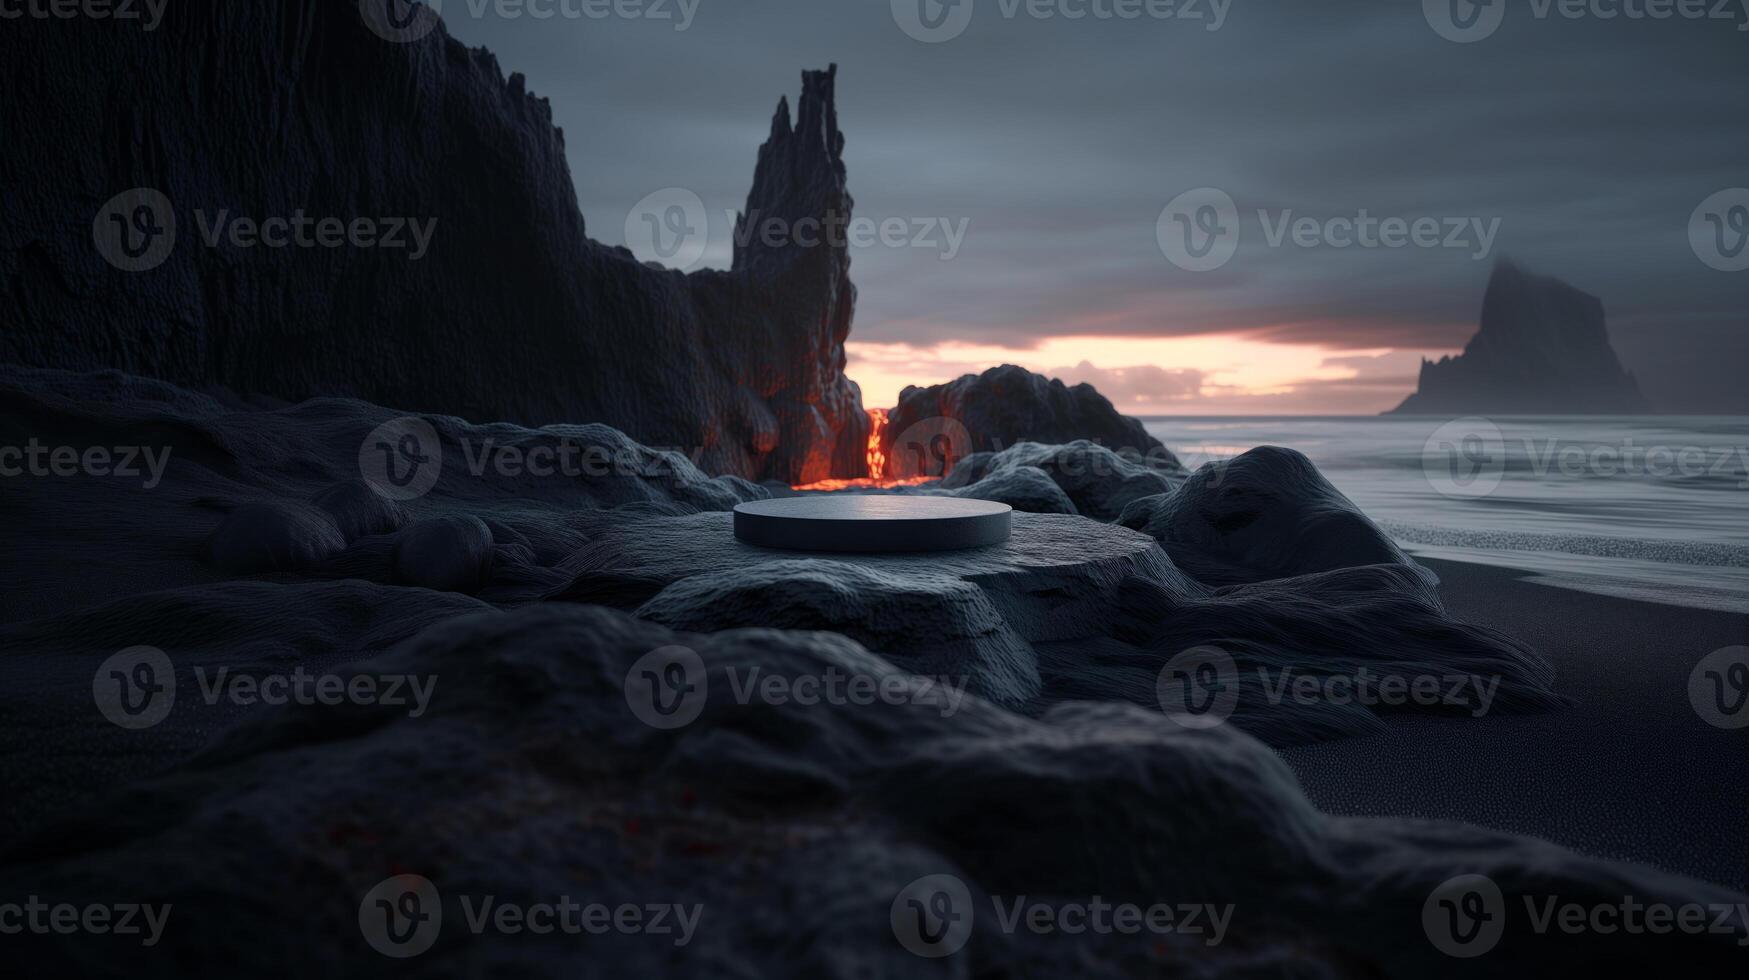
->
733;495;1012;553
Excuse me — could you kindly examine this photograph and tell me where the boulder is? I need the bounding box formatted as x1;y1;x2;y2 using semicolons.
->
206;502;345;576
393;516;494;594
1119;446;1408;586
637;559;1040;709
884;365;1179;480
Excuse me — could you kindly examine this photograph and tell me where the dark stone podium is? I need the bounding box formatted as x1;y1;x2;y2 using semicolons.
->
733;496;1012;553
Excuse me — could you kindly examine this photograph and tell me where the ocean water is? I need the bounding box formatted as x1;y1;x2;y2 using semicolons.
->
1141;416;1749;612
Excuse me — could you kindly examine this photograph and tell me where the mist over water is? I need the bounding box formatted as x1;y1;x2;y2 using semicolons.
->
1144;416;1749;611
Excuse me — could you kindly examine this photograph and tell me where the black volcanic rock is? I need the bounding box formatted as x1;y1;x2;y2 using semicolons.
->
941;440;1178;521
1390;262;1650;414
884;365;1179;479
1118;446;1410;586
0;4;866;483
3;601;1740;976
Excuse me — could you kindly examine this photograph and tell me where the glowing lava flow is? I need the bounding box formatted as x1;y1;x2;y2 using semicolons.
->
866;407;889;481
792;407;934;492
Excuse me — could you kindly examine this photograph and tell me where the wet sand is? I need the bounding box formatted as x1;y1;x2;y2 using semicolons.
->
1279;557;1749;890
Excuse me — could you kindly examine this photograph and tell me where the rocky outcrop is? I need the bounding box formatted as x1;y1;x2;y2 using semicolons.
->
0;4;866;483
1117;446;1409;586
940;440;1179;521
884;365;1179;479
1390;262;1650;414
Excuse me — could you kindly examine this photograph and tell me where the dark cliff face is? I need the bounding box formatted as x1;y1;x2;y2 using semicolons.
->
884;364;1178;479
0;3;867;483
1390;262;1650;414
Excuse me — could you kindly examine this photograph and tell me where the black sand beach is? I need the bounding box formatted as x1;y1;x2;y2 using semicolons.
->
1281;556;1749;890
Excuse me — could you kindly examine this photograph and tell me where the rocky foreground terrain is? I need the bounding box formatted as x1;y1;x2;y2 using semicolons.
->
1;363;1744;976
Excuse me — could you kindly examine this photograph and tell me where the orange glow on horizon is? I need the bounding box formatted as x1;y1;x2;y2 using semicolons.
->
844;334;1437;416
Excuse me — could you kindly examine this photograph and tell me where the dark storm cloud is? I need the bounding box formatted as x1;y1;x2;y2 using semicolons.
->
435;0;1748;409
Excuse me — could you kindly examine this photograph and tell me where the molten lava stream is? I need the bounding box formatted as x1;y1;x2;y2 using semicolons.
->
792;408;933;492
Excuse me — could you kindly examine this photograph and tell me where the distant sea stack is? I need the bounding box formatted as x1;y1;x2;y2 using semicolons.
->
1389;262;1650;414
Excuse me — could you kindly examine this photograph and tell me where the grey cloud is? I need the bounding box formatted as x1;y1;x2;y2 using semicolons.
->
440;1;1749;411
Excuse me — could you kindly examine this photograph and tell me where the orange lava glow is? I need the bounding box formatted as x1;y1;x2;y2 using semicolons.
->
867;407;889;481
791;408;935;492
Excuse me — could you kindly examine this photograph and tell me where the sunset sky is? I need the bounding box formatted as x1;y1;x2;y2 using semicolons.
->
444;2;1747;414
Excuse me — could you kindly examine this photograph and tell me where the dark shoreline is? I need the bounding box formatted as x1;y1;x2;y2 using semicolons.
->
1279;556;1749;891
